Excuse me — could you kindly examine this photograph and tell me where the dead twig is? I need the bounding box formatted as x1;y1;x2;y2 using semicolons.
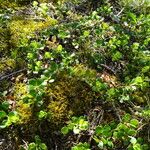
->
112;102;122;122
116;8;124;16
100;64;116;75
0;68;27;81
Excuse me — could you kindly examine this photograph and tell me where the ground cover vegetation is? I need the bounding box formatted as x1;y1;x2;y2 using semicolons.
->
0;0;150;149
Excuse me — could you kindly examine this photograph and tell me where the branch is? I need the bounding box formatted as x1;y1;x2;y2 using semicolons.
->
0;68;27;81
116;8;124;16
100;64;116;75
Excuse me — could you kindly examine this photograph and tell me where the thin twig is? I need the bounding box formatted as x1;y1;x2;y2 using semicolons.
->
148;125;150;142
116;8;124;16
24;17;46;21
112;102;122;122
137;123;147;131
100;64;116;75
0;68;27;81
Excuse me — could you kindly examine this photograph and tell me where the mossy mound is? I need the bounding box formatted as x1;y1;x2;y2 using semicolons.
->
9;16;57;48
45;74;97;125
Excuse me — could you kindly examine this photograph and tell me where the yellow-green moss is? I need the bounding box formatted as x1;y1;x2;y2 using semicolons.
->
9;16;57;47
16;100;32;124
13;82;27;100
132;92;147;104
45;74;96;125
0;58;16;74
71;64;97;81
0;27;11;52
0;0;18;8
47;100;73;125
12;82;32;123
0;0;34;8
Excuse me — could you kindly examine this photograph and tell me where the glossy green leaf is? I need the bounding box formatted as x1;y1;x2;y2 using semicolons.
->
61;126;69;135
39;143;47;150
73;127;80;134
130;119;139;128
0;111;7;119
44;52;52;59
122;113;131;122
130;137;137;144
28;143;36;150
98;141;104;149
38;110;47;119
56;45;63;52
83;30;90;37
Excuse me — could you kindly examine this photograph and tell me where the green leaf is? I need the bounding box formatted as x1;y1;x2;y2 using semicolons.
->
83;30;90;37
8;111;19;123
3;119;11;127
79;119;89;130
29;79;37;86
67;122;75;130
38;111;47;120
132;77;143;85
103;125;112;137
133;143;141;150
30;41;41;50
29;89;37;97
28;143;36;150
58;30;70;39
27;53;34;59
35;135;41;144
101;137;107;144
33;1;38;7
0;111;7;119
56;45;63;52
122;113;131;122
0;119;8;128
113;131;118;138
95;126;103;135
107;88;116;97
73;127;80;134
130;119;139;128
120;95;130;103
130;137;137;144
29;78;43;87
71;142;90;150
107;141;114;148
72;116;78;122
112;51;122;61
117;123;127;129
128;129;137;136
142;66;150;73
44;52;52;59
40;3;48;11
98;141;103;149
36;61;42;67
39;143;47;150
132;42;139;50
128;12;137;23
61;126;69;135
